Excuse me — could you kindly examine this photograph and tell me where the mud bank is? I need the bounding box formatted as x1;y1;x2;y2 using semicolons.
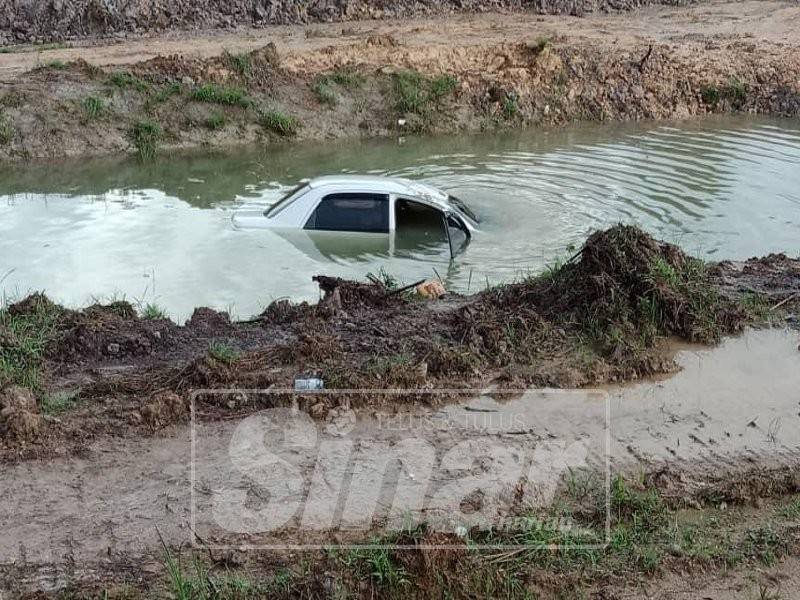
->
1;2;800;163
0;0;697;45
1;225;798;463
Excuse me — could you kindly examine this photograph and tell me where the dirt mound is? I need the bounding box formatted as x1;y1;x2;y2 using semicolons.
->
5;292;63;318
0;0;698;44
458;225;747;375
0;386;42;442
186;307;233;334
55;306;176;362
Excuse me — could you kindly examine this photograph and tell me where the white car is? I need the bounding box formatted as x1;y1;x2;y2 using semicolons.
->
233;175;479;257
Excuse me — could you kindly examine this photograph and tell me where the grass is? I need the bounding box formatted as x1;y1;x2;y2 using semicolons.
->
140;476;798;599
150;82;182;104
208;341;239;364
310;68;366;107
0;90;26;108
700;76;747;109
259;109;300;136
108;70;149;92
0;111;13;145
502;94;519;120
204;113;227;130
82;95;105;119
140;303;167;320
391;70;458;131
190;84;252;108
41;59;67;70
311;78;338;107
224;50;252;77
0;295;63;389
40;390;78;416
128;120;162;161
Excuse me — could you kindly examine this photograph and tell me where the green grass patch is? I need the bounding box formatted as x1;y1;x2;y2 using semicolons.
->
40;390;79;416
150;82;182;104
108;70;149;92
82;95;105;119
502;94;519;120
391;70;458;131
208;341;239;364
41;59;67;70
0;111;13;145
0;295;63;389
204;113;227;130
128;120;162;161
224;50;252;77
140;302;167;320
258;109;300;137
311;78;338;107
328;67;366;89
701;76;747;109
190;84;252;108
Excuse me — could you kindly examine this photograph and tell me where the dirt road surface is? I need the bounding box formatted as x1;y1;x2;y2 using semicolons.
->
2;328;797;579
1;0;799;80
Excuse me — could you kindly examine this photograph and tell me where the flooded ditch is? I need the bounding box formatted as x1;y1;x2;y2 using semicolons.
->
2;115;800;319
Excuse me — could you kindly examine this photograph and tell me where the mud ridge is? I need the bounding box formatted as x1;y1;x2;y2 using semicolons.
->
1;225;798;462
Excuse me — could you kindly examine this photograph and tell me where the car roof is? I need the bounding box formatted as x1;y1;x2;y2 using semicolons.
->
306;175;450;208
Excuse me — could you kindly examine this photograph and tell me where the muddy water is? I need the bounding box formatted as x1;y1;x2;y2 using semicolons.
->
1;329;797;566
1;116;799;318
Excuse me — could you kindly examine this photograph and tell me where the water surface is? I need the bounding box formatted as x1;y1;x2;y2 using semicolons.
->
2;115;799;319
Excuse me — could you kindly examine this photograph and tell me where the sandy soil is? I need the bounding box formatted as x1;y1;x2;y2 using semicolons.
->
1;0;799;81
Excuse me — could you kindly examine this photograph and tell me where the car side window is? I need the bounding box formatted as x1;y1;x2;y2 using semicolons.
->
304;193;390;233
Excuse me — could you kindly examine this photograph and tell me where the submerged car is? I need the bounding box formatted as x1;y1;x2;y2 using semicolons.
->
233;175;479;257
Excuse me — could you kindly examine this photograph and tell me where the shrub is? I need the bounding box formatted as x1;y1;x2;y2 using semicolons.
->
128;120;162;161
259;110;300;136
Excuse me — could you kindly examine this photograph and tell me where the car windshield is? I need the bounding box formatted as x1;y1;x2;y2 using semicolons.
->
447;195;480;223
264;184;309;217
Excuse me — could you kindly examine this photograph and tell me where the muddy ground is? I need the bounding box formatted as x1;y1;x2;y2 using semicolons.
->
1;0;800;162
0;225;799;597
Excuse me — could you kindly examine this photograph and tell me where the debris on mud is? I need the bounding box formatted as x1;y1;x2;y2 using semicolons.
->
0;386;43;441
0;225;798;459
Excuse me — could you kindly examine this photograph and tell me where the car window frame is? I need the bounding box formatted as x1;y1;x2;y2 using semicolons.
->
303;191;391;233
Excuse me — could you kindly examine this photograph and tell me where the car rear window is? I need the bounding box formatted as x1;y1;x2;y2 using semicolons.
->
304;193;390;233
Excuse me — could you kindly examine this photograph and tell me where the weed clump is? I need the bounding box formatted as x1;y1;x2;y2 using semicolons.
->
128;120;163;161
0;111;13;145
82;96;105;119
190;84;251;108
108;70;148;91
259;110;300;136
0;294;64;389
224;50;252;77
391;70;458;131
700;76;747;109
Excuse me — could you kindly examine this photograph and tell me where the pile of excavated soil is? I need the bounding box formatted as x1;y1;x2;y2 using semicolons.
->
1;225;798;462
0;0;697;44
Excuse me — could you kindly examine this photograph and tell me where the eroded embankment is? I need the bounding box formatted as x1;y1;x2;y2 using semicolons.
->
0;0;696;45
1;225;798;462
1;29;799;162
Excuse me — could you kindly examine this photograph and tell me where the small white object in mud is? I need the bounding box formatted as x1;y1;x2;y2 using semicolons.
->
295;377;324;390
454;526;468;538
